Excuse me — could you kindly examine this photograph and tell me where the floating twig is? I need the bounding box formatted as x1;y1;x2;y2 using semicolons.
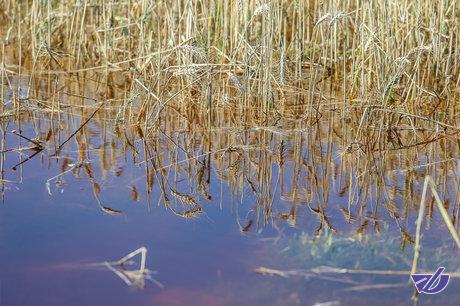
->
54;102;105;155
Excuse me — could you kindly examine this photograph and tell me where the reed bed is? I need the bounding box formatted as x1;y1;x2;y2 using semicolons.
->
0;0;459;256
1;0;459;123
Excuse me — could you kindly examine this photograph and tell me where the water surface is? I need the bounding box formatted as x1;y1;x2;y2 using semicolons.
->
0;75;459;306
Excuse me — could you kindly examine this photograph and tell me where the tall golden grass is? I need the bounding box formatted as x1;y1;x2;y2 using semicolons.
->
0;1;459;245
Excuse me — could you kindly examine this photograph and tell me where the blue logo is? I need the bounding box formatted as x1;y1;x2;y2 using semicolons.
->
411;267;450;294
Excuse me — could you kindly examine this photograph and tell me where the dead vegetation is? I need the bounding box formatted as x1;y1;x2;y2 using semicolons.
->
0;0;459;269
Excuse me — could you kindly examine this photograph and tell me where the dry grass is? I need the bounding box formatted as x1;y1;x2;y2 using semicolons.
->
0;0;459;121
0;1;459;247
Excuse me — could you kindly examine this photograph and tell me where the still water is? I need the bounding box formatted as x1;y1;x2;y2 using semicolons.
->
0;77;459;306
